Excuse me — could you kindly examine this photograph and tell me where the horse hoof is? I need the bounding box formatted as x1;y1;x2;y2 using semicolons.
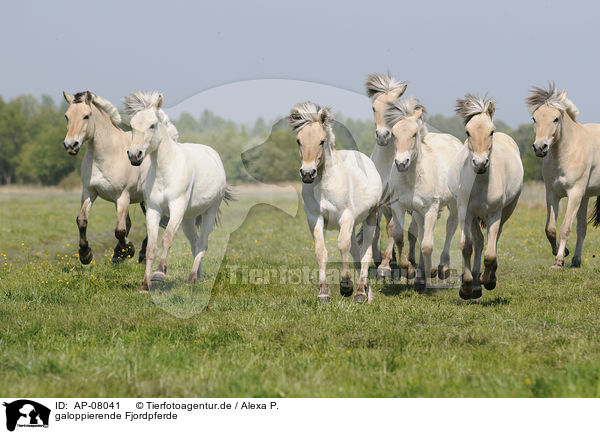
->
187;273;197;284
138;255;146;264
459;289;471;300
430;268;438;279
151;271;166;282
471;288;482;299
551;263;563;270
405;266;416;280
340;278;353;297
354;294;367;303
570;258;581;268
414;280;426;292
438;265;450;280
79;247;93;265
377;267;391;279
484;280;496;291
139;289;150;294
564;247;570;258
318;295;331;304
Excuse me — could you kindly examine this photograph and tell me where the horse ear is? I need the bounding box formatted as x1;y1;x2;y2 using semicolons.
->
156;94;164;109
487;100;496;119
393;83;408;100
63;91;73;104
318;107;333;126
85;91;94;104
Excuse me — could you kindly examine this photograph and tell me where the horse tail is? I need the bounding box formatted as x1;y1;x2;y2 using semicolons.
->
589;196;600;227
214;184;236;227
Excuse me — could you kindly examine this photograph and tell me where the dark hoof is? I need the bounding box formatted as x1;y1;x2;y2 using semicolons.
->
151;271;166;282
484;280;496;291
340;278;353;297
187;272;197;284
112;241;135;263
403;265;416;280
377;267;392;279
459;289;471;300
138;255;146;264
570;258;581;268
430;268;438;279
471;287;482;299
438;264;450;280
414;279;426;292
79;247;93;265
318;295;331;304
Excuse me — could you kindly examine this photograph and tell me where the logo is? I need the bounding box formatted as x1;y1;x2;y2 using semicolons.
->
3;400;50;432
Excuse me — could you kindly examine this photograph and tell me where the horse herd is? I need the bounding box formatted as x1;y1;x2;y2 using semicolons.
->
61;74;600;302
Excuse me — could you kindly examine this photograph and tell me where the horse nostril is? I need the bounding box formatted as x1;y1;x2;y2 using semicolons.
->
136;151;143;159
472;159;476;165
73;141;80;147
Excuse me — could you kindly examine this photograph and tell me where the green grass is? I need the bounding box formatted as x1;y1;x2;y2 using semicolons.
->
1;185;600;397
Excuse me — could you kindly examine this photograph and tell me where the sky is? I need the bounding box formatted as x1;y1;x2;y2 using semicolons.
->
1;0;599;127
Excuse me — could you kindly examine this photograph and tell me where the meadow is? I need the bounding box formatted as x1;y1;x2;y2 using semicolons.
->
1;183;600;397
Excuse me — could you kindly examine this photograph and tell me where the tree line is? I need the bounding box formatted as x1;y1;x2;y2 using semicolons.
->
0;94;542;186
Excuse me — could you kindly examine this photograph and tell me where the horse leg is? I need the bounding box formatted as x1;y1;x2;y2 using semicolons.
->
139;202;148;263
189;204;219;283
439;201;458;280
311;215;329;302
76;190;96;265
154;199;186;281
390;203;413;280
338;210;355;298
372;208;383;266
377;207;395;278
470;220;484;299
571;197;588;268
554;189;583;269
181;218;200;283
545;190;560;257
482;213;502;290
356;211;377;303
407;216;418;269
415;207;437;291
112;194;134;263
141;208;161;292
459;214;474;300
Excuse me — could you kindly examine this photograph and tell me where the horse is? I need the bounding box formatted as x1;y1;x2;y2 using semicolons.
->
365;73;417;279
288;101;382;303
450;95;523;300
385;97;462;291
62;90;167;264
526;83;600;269
123;91;231;292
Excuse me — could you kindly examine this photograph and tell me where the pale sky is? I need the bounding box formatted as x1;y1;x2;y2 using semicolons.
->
1;0;599;126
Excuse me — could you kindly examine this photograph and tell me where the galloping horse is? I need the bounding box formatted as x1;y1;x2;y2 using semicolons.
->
288;102;382;303
365;73;417;278
385;97;462;290
63;91;164;264
124;91;231;292
526;83;600;269
451;95;523;300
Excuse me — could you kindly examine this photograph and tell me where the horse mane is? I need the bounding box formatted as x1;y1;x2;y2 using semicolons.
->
365;73;406;100
72;91;122;127
455;94;496;125
526;82;579;121
384;96;427;129
288;101;333;134
123;91;179;141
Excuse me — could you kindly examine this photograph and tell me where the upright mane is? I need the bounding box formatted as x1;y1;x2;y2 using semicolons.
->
288;101;333;134
365;73;406;100
384;96;427;130
73;91;122;127
123;91;179;141
525;82;579;121
455;94;496;125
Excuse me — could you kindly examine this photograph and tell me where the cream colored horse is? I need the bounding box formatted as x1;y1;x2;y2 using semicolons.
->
365;73;417;278
450;95;523;300
124;91;230;292
63;91;149;264
527;83;600;269
288;102;382;303
385;97;462;290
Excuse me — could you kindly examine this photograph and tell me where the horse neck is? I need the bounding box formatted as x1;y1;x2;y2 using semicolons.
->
149;125;183;178
87;105;127;156
555;112;583;156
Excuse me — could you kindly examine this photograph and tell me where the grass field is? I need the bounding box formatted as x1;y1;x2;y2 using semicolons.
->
1;183;600;397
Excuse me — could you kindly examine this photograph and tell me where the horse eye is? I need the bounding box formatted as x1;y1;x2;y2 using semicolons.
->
320;140;325;146
150;123;156;129
532;117;536;123
490;130;495;136
64;115;68;121
83;114;90;120
372;107;375;113
553;117;559;123
296;139;301;145
465;131;470;137
412;133;417;139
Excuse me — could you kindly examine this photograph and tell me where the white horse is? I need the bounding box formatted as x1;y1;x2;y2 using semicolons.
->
385;97;462;290
124;91;231;292
527;83;600;269
288;102;382;303
450;95;523;300
63;91;157;264
365;73;417;278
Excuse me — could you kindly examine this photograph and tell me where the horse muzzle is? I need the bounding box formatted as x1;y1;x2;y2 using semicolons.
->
64;140;81;155
394;158;410;172
127;149;145;166
375;129;391;146
299;167;317;184
532;142;549;158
